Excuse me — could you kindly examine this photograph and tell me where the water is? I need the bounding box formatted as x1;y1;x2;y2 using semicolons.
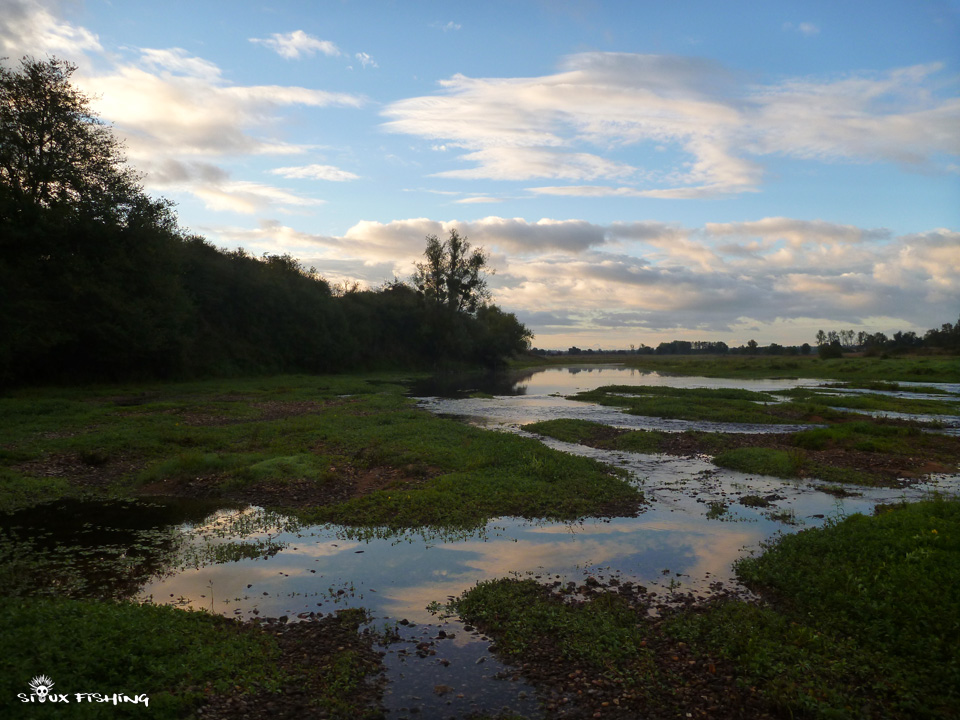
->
11;365;959;718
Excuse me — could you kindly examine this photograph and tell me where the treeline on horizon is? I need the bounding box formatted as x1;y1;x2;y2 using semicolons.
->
537;318;960;358
0;58;531;387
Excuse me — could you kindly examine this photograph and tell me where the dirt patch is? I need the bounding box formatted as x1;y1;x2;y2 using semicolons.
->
199;612;385;720
14;451;145;488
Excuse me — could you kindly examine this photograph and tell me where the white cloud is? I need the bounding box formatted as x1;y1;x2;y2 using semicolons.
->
354;52;378;69
192;181;325;214
783;22;820;36
383;52;959;197
270;164;360;181
250;30;341;60
453;196;502;204
0;0;102;60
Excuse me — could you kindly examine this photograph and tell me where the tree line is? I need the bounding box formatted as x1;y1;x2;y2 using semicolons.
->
0;57;531;385
545;317;959;359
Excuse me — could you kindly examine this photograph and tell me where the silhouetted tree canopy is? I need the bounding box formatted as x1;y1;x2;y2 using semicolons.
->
0;58;532;385
413;229;490;314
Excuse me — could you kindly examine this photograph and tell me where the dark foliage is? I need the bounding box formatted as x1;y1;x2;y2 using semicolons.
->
0;57;531;385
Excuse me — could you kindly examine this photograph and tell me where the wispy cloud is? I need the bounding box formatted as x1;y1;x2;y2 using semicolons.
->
250;30;341;59
270;164;360;181
0;0;102;58
784;22;821;36
354;52;378;69
384;52;958;197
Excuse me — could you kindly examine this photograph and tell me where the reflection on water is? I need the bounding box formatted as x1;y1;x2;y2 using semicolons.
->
12;365;959;718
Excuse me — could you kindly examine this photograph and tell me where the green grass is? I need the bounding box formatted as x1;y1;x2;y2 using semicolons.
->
668;498;960;718
781;387;960;416
569;384;828;425
713;445;892;487
524;418;667;453
0;597;284;719
0;374;642;529
450;577;654;675
612;354;960;383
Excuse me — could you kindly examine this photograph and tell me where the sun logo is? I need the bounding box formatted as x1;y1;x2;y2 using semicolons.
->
29;675;55;702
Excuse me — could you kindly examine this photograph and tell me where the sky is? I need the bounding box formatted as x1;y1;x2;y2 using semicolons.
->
2;0;958;349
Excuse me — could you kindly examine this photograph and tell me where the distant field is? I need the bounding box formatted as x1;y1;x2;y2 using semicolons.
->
514;352;960;383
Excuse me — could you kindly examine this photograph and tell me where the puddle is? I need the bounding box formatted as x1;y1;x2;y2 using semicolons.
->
9;365;959;718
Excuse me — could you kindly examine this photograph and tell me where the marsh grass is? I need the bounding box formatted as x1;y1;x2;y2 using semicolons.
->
450;578;654;676
781;387;960;416
0;597;285;718
571;385;801;425
668;498;960;718
611;354;960;383
0;374;642;529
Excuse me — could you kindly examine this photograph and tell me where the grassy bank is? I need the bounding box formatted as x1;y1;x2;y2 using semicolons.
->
449;498;960;718
513;353;960;383
526;407;960;487
0;598;383;719
0;373;641;528
622;353;960;383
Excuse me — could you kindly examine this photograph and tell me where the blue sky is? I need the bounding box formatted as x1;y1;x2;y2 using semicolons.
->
2;0;958;348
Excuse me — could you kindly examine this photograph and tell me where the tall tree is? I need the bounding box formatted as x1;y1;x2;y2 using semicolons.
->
0;57;140;226
413;229;491;314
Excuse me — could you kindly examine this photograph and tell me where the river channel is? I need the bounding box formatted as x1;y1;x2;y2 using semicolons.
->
11;365;960;718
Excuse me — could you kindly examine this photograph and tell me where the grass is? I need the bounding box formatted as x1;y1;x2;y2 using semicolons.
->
0;597;284;719
613;353;960;383
781;387;960;416
668;497;960;718
570;385;805;425
528;398;959;489
0;374;643;529
450;577;655;676
449;500;960;719
524;418;668;454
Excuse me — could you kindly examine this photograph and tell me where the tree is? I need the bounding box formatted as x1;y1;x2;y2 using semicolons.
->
0;57;140;226
413;229;490;314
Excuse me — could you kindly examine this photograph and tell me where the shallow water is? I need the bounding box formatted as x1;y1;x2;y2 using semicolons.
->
13;365;959;718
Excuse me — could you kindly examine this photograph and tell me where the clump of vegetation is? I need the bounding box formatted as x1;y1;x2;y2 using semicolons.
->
0;375;642;528
0;597;284;718
670;498;960;718
451;578;654;674
738;494;772;508
705;501;729;519
524;418;667;454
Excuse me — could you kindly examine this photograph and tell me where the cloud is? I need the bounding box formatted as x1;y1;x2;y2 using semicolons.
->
193;181;326;214
354;52;378;69
250;30;341;60
434;147;637;181
270;164;360;181
453;196;502;204
784;22;820;36
0;0;102;59
706;218;891;247
383;52;959;196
